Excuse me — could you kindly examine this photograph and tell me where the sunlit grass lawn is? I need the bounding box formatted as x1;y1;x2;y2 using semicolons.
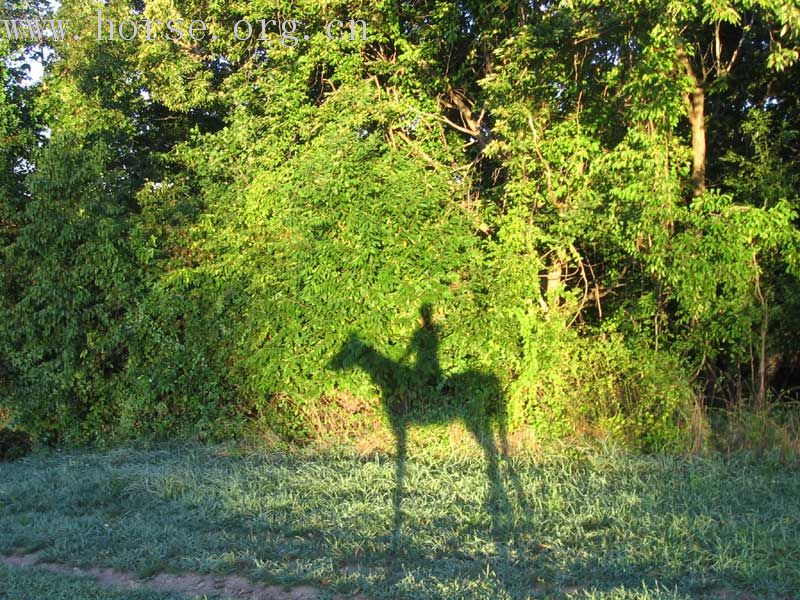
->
1;441;798;599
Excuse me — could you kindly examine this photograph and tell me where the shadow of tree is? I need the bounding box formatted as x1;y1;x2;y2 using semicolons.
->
328;304;530;551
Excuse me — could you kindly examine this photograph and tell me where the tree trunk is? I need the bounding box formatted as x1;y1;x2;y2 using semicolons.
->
688;85;706;196
679;47;707;196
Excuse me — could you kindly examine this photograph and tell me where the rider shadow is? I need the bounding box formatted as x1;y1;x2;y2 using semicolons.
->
328;304;529;552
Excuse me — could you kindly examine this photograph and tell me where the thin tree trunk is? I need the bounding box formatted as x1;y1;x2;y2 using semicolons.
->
546;254;564;309
757;302;768;410
755;270;769;410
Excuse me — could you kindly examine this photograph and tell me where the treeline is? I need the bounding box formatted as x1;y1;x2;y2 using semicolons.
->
1;0;799;449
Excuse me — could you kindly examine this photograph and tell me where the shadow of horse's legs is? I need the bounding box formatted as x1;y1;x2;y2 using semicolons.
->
391;416;407;552
497;420;531;528
466;417;514;537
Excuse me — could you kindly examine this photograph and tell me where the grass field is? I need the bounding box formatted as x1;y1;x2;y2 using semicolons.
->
1;442;798;599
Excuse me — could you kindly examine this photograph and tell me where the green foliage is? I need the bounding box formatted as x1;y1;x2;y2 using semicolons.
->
226;110;482;436
1;0;799;449
506;309;692;450
2;137;141;442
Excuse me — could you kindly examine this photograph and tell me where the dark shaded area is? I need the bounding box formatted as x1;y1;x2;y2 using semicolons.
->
0;428;32;461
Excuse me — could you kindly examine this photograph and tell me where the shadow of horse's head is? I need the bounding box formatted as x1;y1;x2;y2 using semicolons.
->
327;333;369;372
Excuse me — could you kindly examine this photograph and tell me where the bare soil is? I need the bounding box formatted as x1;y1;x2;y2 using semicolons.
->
1;553;366;600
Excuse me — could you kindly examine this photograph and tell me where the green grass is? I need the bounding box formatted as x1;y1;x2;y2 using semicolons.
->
0;442;798;599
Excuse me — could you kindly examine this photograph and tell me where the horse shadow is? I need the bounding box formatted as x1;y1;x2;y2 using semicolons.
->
328;304;528;550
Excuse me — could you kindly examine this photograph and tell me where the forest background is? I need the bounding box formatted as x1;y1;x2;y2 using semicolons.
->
1;0;800;454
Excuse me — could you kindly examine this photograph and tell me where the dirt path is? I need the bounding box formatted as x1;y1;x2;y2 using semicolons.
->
1;553;365;600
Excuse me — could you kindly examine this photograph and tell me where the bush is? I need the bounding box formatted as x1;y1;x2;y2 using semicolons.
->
508;312;693;451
